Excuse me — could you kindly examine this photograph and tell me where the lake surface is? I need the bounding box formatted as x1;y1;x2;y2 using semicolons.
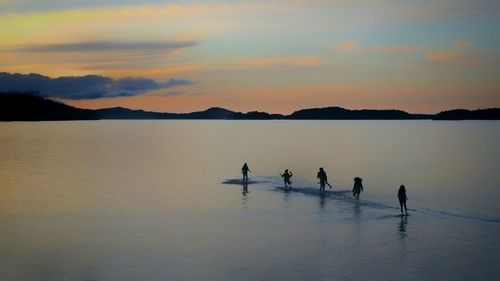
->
1;120;499;281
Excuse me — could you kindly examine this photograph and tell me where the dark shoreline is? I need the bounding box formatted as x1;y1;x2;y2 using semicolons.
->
1;93;499;121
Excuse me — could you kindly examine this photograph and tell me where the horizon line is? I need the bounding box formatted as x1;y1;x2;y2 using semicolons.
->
61;100;497;116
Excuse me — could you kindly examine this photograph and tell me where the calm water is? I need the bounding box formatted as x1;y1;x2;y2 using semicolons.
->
1;120;499;281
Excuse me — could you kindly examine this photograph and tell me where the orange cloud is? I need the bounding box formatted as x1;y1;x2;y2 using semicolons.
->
0;3;228;47
235;56;327;69
98;64;203;79
427;50;484;66
368;44;421;53
455;40;470;47
1;63;96;77
336;41;358;52
427;40;490;66
428;50;462;61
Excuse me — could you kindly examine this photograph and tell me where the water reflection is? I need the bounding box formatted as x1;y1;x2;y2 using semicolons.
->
353;201;361;219
242;182;248;195
282;188;291;208
399;215;408;239
351;201;363;246
241;182;249;208
318;192;326;210
398;215;408;260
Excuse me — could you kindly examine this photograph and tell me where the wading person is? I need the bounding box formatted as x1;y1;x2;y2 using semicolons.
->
280;169;293;189
352;177;363;200
317;167;331;192
398;185;408;216
241;163;251;182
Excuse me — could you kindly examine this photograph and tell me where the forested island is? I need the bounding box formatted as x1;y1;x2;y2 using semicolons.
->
1;93;498;121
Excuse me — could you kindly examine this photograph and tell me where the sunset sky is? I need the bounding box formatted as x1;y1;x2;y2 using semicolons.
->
1;0;499;113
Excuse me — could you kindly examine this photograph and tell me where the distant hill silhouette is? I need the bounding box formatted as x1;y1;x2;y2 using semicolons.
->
288;107;432;120
181;107;236;119
1;93;499;121
232;111;285;120
0;93;253;120
433;108;500;120
0;93;96;121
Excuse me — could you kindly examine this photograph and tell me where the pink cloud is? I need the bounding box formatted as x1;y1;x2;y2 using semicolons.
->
235;56;327;69
368;44;421;53
455;39;470;47
336;41;359;52
427;49;486;66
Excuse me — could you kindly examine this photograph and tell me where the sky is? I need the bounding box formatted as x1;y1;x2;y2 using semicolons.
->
0;0;499;113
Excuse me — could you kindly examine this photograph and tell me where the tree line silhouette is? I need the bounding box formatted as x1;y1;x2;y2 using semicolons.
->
1;92;499;121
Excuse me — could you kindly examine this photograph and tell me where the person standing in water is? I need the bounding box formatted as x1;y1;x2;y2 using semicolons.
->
352;177;363;200
241;163;251;182
398;185;408;216
280;169;293;189
317;167;331;191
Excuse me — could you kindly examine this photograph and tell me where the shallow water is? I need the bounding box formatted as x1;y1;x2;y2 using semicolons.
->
1;120;499;281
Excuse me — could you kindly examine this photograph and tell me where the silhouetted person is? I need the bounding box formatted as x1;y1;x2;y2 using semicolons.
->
241;163;251;182
317;167;331;191
398;185;408;216
352;177;363;200
280;169;293;189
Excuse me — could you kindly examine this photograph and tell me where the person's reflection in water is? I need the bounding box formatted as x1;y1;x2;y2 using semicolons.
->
242;182;249;195
241;182;249;207
318;192;326;210
282;187;291;208
398;215;408;260
351;201;363;247
353;201;361;219
399;215;408;239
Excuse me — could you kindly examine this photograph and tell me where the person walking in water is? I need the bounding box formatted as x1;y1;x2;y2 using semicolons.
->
280;169;293;189
241;163;251;182
352;177;363;200
398;185;408;216
317;167;331;191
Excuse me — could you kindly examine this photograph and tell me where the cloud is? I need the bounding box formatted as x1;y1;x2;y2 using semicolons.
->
0;40;200;77
427;50;485;66
94;64;203;79
455;39;470;47
0;1;214;16
2;1;500;21
0;72;195;99
160;91;185;97
336;42;421;54
235;56;326;69
428;50;463;62
157;91;202;97
336;41;359;52
12;40;198;53
427;40;491;66
368;44;421;53
332;42;422;61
